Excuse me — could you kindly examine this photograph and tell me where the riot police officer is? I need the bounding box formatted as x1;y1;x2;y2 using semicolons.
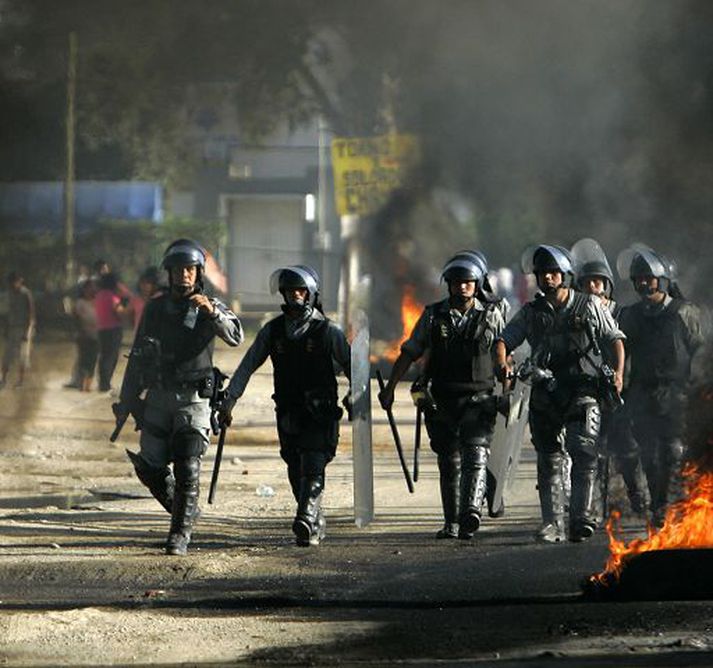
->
495;245;625;543
616;245;704;525
219;266;350;547
115;239;243;555
572;238;647;518
379;251;506;539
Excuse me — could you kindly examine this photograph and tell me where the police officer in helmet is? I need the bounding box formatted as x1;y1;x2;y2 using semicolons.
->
572;238;647;518
115;239;243;555
616;244;703;525
379;251;506;539
495;244;625;543
219;265;351;546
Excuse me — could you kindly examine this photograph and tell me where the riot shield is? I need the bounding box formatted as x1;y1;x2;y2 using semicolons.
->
487;373;531;516
351;309;374;527
616;243;673;281
571;238;615;286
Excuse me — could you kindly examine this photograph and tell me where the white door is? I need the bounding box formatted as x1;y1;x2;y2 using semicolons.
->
227;196;305;310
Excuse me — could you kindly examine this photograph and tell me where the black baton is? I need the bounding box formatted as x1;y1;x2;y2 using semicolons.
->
376;370;415;494
414;406;422;482
208;423;227;505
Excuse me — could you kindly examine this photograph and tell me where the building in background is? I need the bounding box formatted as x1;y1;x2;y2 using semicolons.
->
172;116;340;313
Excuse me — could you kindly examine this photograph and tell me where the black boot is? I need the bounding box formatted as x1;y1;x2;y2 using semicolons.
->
127;450;175;513
619;456;648;516
458;445;488;539
535;451;566;543
436;453;460;539
293;475;324;546
654;438;685;526
570;462;598;542
166;456;201;556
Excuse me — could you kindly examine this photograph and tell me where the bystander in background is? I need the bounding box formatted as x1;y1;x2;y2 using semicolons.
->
95;272;128;392
1;271;35;389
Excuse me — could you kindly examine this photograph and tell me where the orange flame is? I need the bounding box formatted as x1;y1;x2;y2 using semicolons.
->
593;464;713;584
381;285;423;362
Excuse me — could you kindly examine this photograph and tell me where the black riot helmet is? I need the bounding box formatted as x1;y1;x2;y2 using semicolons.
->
616;244;678;297
162;238;206;270
571;238;615;298
441;251;486;284
269;265;321;312
521;244;574;289
162;239;206;294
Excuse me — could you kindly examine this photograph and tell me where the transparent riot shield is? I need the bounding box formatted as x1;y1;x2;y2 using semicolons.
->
571;238;615;287
351;309;374;527
487;355;531;515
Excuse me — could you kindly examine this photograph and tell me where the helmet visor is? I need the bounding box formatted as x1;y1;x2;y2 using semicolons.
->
269;265;320;295
521;244;573;274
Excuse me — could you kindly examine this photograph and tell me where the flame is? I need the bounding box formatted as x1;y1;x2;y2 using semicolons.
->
380;285;423;362
593;464;713;584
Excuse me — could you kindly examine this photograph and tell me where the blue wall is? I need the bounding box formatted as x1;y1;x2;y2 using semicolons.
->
0;181;163;232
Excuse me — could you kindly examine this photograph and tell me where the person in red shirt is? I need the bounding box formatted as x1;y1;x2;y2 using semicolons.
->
94;272;128;392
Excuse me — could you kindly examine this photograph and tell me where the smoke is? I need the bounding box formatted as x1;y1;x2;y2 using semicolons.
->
351;0;713;332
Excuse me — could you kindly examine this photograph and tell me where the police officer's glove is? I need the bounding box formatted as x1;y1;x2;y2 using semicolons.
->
342;392;353;421
217;395;237;428
112;401;130;424
495;363;511;384
378;386;394;411
113;398;145;429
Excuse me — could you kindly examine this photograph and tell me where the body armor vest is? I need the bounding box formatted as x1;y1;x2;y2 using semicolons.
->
426;301;496;395
268;315;337;408
141;292;215;387
626;299;692;386
530;292;601;380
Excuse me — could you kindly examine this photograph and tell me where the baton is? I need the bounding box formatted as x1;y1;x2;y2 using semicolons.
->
109;414;127;443
208;423;227;505
376;370;415;494
414;407;422;482
110;402;128;443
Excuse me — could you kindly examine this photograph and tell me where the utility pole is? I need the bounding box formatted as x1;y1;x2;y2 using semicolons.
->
63;31;77;287
316;115;331;305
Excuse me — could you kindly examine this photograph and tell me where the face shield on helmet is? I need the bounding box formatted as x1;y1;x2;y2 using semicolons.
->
521;244;574;293
162;239;206;296
269;265;320;311
616;244;675;297
571;238;615;298
441;253;485;307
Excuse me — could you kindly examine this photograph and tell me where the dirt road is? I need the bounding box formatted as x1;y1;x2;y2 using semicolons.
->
0;340;712;666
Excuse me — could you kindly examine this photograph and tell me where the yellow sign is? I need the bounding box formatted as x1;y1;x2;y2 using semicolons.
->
331;134;420;216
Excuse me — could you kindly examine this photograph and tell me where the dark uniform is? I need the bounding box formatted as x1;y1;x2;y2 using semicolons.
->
499;245;625;542
117;240;242;555
224;265;350;546
616;245;704;524
570;238;644;518
619;292;703;522
404;296;505;538
396;251;505;539
600;299;648;516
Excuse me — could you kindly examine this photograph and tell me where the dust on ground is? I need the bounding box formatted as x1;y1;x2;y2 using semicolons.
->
0;339;712;666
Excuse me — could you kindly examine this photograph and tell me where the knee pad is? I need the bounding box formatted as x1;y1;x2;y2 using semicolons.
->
461;443;489;471
174;455;201;484
172;429;206;459
568;399;601;441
